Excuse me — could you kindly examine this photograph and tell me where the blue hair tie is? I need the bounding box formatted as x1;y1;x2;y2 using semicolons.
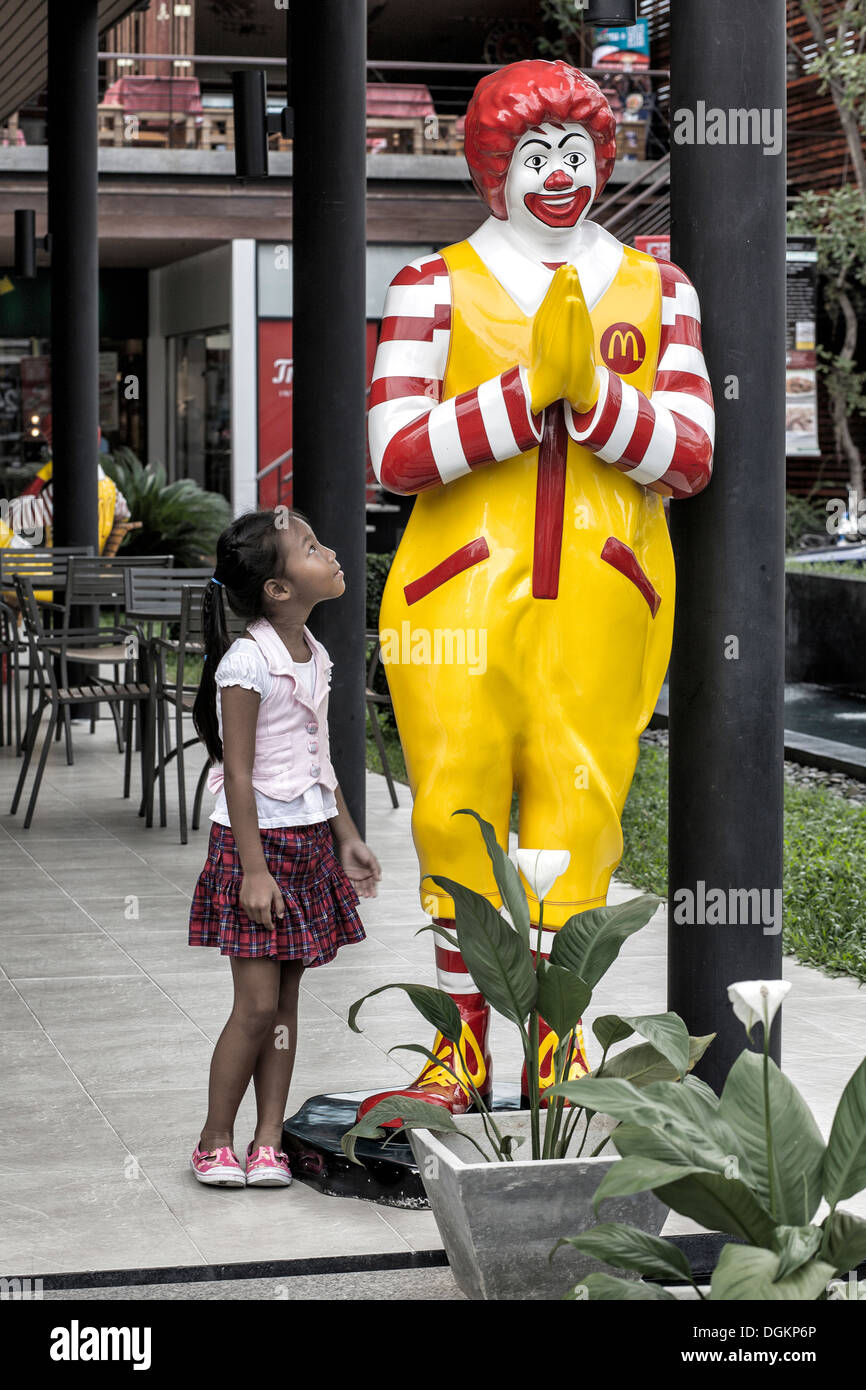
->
210;577;224;587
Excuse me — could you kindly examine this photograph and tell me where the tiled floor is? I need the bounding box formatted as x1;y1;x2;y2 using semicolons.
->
0;710;864;1284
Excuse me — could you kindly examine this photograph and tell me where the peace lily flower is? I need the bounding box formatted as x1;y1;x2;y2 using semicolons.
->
727;979;791;1039
515;848;571;904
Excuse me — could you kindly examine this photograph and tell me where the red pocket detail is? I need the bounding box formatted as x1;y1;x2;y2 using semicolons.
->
600;537;661;617
403;536;490;606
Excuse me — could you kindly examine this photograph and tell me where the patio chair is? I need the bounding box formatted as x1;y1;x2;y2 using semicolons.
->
151;582;246;844
10;575;153;829
0;599;22;751
0;546;94;754
124;566;225;835
366;629;399;808
45;553;173;765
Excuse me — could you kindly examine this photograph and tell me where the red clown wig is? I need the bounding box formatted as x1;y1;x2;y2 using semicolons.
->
464;59;618;220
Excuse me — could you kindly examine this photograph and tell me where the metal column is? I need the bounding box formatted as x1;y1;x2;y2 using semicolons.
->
47;0;100;557
668;1;787;1088
289;1;368;837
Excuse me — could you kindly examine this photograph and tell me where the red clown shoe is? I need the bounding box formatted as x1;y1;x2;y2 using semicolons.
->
355;924;493;1128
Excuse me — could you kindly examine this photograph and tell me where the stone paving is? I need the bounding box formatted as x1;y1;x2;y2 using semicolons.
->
0;707;864;1295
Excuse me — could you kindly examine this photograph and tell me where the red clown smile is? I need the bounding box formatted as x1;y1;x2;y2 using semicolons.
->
524;185;592;227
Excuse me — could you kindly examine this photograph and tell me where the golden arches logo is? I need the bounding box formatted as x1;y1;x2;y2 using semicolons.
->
601;322;647;374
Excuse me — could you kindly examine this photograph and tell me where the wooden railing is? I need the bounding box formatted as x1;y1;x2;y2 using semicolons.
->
95;105;463;156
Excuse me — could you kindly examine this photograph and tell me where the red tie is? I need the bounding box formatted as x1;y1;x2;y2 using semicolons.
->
533;404;568;599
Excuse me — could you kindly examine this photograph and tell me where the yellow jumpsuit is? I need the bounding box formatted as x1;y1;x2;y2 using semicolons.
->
379;237;674;932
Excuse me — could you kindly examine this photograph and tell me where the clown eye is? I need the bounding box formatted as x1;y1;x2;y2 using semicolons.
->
524;154;547;170
565;151;587;168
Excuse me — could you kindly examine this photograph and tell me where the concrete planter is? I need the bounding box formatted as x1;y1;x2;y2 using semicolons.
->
408;1111;669;1301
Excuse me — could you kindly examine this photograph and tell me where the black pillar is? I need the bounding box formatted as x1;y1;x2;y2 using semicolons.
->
289;1;368;838
47;0;100;557
668;2;787;1089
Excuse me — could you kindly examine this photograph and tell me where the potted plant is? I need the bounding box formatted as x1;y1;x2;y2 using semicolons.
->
340;809;715;1300
550;981;866;1300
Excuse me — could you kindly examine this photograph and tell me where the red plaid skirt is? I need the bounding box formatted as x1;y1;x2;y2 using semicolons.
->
188;820;366;963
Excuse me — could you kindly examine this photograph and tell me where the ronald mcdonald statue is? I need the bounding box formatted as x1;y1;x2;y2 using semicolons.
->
358;60;715;1121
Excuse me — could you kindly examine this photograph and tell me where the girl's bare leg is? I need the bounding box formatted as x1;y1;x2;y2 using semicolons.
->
199;955;281;1151
249;958;305;1151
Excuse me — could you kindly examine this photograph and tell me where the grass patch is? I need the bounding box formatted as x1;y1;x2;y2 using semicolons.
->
786;560;866;580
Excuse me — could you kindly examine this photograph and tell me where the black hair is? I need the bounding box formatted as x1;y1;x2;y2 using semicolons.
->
192;506;310;765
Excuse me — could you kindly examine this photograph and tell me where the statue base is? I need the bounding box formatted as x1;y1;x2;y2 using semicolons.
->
282;1085;522;1209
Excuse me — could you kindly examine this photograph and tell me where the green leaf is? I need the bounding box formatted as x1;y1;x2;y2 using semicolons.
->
823;1056;866;1207
452;808;531;946
655;1171;777;1247
710;1243;836;1301
591;1155;709;1207
771;1225;824;1281
427;873;537;1025
414;922;460;950
682;1073;721;1108
549;894;663;991
611;1121;732;1175
564;1273;676;1301
551;1076;754;1181
719;1051;825;1224
554;1223;695;1284
339;1095;467;1166
616;1013;691;1078
593;1015;635;1050
595;1033;715;1086
348;982;462;1046
820;1208;866;1274
536;962;592;1039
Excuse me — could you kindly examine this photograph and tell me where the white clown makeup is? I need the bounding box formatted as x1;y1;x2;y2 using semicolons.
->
504;121;598;245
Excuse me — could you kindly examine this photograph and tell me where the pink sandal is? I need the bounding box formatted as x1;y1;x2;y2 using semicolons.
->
245;1142;293;1187
190;1143;246;1187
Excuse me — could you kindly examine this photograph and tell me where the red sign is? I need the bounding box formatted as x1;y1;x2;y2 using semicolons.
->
635;235;671;261
600;322;647;375
256;320;383;510
257;320;293;511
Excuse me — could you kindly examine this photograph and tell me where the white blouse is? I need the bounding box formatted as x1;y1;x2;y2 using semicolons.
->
208;638;339;830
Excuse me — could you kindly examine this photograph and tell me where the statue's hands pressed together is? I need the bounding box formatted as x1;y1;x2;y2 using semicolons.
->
526;265;601;416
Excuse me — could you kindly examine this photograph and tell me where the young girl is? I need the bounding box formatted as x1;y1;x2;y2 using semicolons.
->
188;507;381;1188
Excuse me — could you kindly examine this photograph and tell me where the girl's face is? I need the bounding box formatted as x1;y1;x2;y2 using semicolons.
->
273;519;345;606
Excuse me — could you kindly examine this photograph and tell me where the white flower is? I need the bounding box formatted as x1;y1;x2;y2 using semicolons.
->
515;848;571;904
727;980;791;1037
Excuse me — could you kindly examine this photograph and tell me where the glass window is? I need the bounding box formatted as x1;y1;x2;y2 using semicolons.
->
173;329;231;498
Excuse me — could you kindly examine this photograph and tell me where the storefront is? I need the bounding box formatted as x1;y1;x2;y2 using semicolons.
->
0;267;147;496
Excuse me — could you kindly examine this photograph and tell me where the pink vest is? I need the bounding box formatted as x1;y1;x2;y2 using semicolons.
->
206;616;338;803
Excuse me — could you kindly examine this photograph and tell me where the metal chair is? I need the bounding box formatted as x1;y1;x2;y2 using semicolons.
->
10;574;153;829
151;582;247;844
0;599;22;751
57;554;174;761
366;629;399;808
0;547;95;754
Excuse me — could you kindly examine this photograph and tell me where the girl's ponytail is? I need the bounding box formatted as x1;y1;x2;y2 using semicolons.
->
193;578;231;764
192;507;310;767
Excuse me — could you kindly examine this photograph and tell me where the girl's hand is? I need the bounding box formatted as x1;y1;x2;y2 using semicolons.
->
239;869;286;930
338;838;382;898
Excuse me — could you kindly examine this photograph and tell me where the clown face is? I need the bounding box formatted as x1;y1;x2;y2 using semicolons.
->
504;121;597;241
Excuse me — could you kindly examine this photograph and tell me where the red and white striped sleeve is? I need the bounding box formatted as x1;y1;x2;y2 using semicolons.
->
367;253;544;495
563;261;714;499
